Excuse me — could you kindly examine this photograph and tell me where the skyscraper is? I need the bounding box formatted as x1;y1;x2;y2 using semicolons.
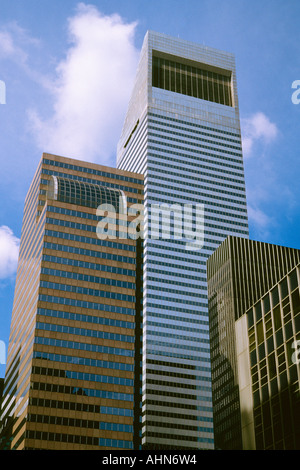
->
117;31;249;449
207;236;300;449
0;153;144;450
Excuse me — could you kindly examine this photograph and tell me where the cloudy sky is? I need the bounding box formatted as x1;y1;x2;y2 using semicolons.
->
0;0;300;377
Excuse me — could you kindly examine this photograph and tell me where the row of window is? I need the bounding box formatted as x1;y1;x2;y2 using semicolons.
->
149;112;240;138
148;181;247;208
42;253;135;277
146;347;211;365
146;239;203;256
146;300;208;316
146;377;207;393
147;258;206;272
147;319;208;334
44;229;136;252
144;386;205;402
38;294;135;316
149;132;242;158
25;430;133;448
148;189;247;222
147;265;206;279
148;173;247;204
143;430;212;444
28;413;133;433
35;321;135;343
148;116;241;144
149;161;246;197
43;241;136;265
143;398;213;413
39;281;135;303
47;204;133;228
146;286;207;299
41;267;135;290
99;438;133;449
43;157;142;185
33;351;134;371
146;358;210;373
144;418;212;433
148;223;248;240
29;396;133;416
148;170;246;208
149;124;241;150
149;144;241;173
46;216;121;236
147;275;206;291
147;338;210;354
144;408;213;422
37;307;135;329
32;365;133;387
147;305;208;328
147;329;209;345
31;381;133;402
35;335;134;358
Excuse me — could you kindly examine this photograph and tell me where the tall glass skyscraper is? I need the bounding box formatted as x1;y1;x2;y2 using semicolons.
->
117;31;249;449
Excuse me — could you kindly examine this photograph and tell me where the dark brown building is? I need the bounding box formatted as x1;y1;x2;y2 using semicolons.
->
207;236;300;449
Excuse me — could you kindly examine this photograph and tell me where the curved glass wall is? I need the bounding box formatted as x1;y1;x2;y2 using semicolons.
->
48;176;125;213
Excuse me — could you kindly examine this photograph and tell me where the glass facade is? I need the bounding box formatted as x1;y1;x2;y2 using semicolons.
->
49;176;125;212
152;53;233;106
117;31;249;450
208;236;300;449
245;264;300;449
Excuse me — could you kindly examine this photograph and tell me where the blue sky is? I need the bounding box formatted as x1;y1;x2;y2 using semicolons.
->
0;0;300;377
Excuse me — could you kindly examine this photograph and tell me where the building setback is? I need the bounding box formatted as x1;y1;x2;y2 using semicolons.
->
207;235;300;449
0;153;144;450
117;31;249;449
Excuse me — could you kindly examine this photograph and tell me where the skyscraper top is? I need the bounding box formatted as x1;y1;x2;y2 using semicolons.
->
117;30;241;164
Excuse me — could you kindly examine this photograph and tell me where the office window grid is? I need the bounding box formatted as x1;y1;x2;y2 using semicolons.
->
50;176;124;212
246;265;300;449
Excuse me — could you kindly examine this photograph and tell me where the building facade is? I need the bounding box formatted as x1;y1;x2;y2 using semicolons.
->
236;262;300;450
207;236;300;449
0;153;144;450
117;31;249;449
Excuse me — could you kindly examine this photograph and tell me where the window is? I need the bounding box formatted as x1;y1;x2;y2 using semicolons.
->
48;175;124;212
152;54;233;106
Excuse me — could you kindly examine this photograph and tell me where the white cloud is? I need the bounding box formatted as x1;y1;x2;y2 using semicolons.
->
0;226;20;280
28;3;140;165
241;112;278;158
247;205;273;230
0;21;51;91
0;21;40;63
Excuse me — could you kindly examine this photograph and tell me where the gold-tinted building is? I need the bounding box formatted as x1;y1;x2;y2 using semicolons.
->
0;153;143;450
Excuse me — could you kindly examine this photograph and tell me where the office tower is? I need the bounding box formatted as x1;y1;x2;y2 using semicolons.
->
207;236;300;449
117;31;249;449
236;262;300;450
0;153;144;450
